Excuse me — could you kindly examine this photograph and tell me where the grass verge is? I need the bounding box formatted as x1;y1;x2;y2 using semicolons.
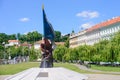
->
91;65;120;72
54;63;91;73
0;62;39;75
0;62;120;75
0;62;90;75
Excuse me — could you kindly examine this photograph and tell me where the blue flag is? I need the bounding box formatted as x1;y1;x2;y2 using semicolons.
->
42;7;55;42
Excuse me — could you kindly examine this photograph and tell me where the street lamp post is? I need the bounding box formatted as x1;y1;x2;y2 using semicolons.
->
8;48;11;60
2;42;6;64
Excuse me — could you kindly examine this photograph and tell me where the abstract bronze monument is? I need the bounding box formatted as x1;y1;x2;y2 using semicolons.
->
40;38;53;68
40;6;55;68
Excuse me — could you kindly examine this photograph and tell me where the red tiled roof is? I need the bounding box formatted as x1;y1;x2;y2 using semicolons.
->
87;16;120;32
55;42;65;45
8;40;19;42
34;40;65;45
20;42;32;46
34;40;42;44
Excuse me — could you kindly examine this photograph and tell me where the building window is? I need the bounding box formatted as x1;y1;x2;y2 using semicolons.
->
115;26;117;32
110;28;112;33
117;26;120;30
112;27;115;33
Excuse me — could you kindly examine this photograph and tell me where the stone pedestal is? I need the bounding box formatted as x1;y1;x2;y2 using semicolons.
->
5;67;88;80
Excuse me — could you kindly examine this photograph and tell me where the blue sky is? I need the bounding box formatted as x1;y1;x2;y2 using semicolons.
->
0;0;119;35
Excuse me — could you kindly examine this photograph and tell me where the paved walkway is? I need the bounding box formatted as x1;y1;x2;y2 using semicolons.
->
74;64;120;75
4;67;88;80
0;75;11;80
86;74;120;80
74;64;120;80
1;64;120;80
1;73;120;80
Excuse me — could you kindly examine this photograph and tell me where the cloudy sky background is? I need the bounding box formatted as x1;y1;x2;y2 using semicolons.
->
0;0;119;35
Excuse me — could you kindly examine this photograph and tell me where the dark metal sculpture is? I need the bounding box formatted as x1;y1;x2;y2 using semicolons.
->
40;38;53;68
40;6;55;68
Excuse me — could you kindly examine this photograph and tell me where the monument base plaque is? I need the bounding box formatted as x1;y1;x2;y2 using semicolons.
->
37;72;48;77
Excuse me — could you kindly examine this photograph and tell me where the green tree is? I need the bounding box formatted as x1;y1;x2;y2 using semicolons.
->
8;34;16;40
9;46;17;59
29;47;40;61
0;45;4;59
53;45;67;62
69;48;79;62
18;31;42;43
0;33;8;44
110;31;120;63
64;38;69;48
63;48;70;62
17;33;21;40
61;36;68;42
19;35;27;43
55;31;61;42
77;45;90;61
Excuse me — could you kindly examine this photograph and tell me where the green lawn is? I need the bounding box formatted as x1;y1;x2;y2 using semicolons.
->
54;63;90;73
0;62;39;75
0;62;90;75
91;65;120;72
0;62;120;75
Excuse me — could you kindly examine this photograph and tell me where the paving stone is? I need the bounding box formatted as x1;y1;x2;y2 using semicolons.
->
5;67;88;80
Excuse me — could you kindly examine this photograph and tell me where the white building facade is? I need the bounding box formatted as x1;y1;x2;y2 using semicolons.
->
69;33;79;48
8;40;20;46
100;22;120;40
77;30;87;46
34;40;42;50
86;28;100;45
69;16;120;48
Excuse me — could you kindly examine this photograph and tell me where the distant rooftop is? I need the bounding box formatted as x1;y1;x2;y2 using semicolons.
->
8;40;19;42
34;40;64;46
55;42;64;45
87;16;120;32
20;42;32;47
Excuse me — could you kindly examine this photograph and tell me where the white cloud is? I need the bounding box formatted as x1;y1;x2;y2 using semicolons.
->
19;18;30;22
23;32;28;35
80;22;94;29
76;11;99;19
23;30;37;35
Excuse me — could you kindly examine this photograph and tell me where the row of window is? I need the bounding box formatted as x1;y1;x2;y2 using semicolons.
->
100;26;120;35
70;24;120;47
78;25;120;44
